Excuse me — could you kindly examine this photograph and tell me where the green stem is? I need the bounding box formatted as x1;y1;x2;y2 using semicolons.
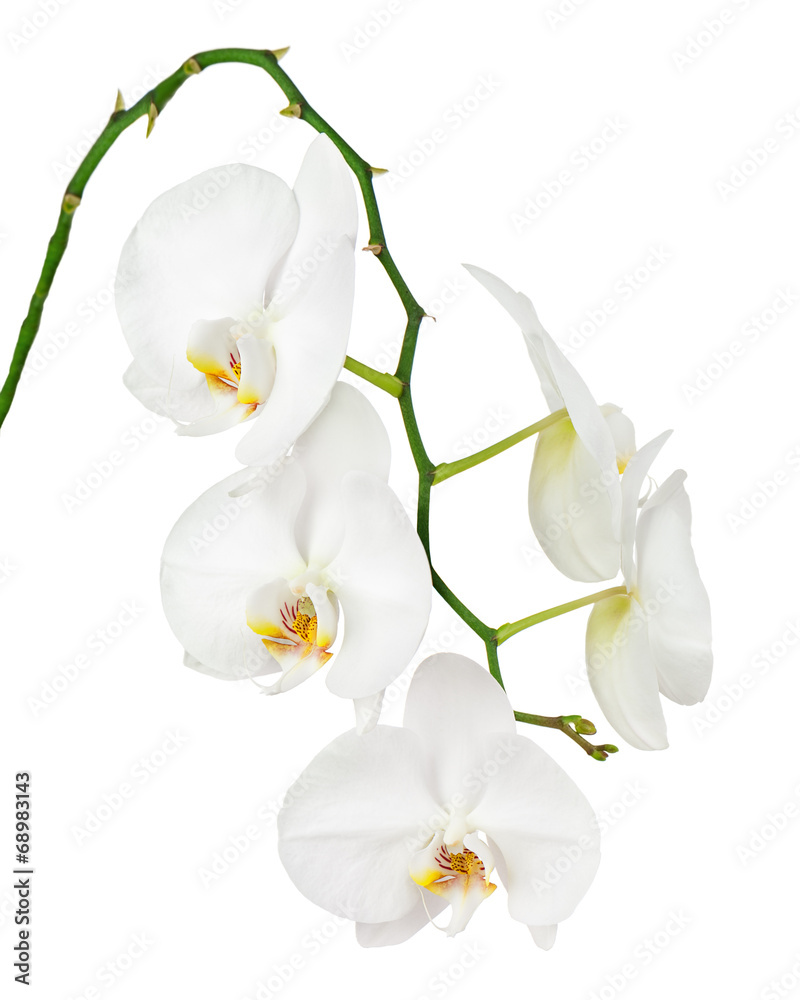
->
343;356;403;397
514;712;619;761
495;585;627;645
0;44;500;679
432;408;566;485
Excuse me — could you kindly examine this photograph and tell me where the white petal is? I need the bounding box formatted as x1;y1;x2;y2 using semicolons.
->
235;239;355;468
636;472;712;705
267;134;358;310
585;595;668;750
529;924;558;950
236;333;276;405
292;382;391;568
468;735;600;927
402;654;516;810
186;317;238;381
160;465;307;680
277;727;439;924
122;360;212;423
354;690;385;734
465;264;623;529
529;417;620;582
355;893;447;948
116;165;298;392
174;378;257;437
601;404;636;470
619;430;672;588
324;473;431;700
463;264;561;409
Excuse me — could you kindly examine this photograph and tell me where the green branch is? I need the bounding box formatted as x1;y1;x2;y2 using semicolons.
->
514;712;619;760
432;408;566;485
495;586;627;645
343;356;403;397
2;45;624;743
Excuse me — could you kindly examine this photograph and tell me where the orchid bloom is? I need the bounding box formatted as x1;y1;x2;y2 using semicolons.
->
463;264;635;583
160;382;431;730
115;134;357;468
278;654;600;948
585;432;713;750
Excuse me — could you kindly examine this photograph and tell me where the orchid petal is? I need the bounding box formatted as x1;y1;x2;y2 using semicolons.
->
122;360;211;423
402;654;516;810
324;473;431;700
636;472;712;705
529;924;558;950
236;333;276;405
463;264;561;408
468;735;600;926
355;894;448;947
266;134;358;311
585;595;668;750
354;690;385;735
235;239;356;468
619;430;672;588
277;728;439;924
292;382;391;568
529;416;622;582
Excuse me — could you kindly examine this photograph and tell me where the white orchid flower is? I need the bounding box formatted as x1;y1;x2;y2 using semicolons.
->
160;383;431;730
115;134;357;468
463;264;635;582
278;654;600;949
585;432;713;750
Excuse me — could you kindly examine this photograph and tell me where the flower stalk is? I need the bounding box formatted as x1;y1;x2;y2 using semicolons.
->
0;46;620;758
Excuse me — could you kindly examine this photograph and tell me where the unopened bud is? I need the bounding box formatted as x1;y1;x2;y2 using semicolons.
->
574;718;597;736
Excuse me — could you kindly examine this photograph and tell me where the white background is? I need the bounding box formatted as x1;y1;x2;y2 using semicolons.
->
2;0;799;998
